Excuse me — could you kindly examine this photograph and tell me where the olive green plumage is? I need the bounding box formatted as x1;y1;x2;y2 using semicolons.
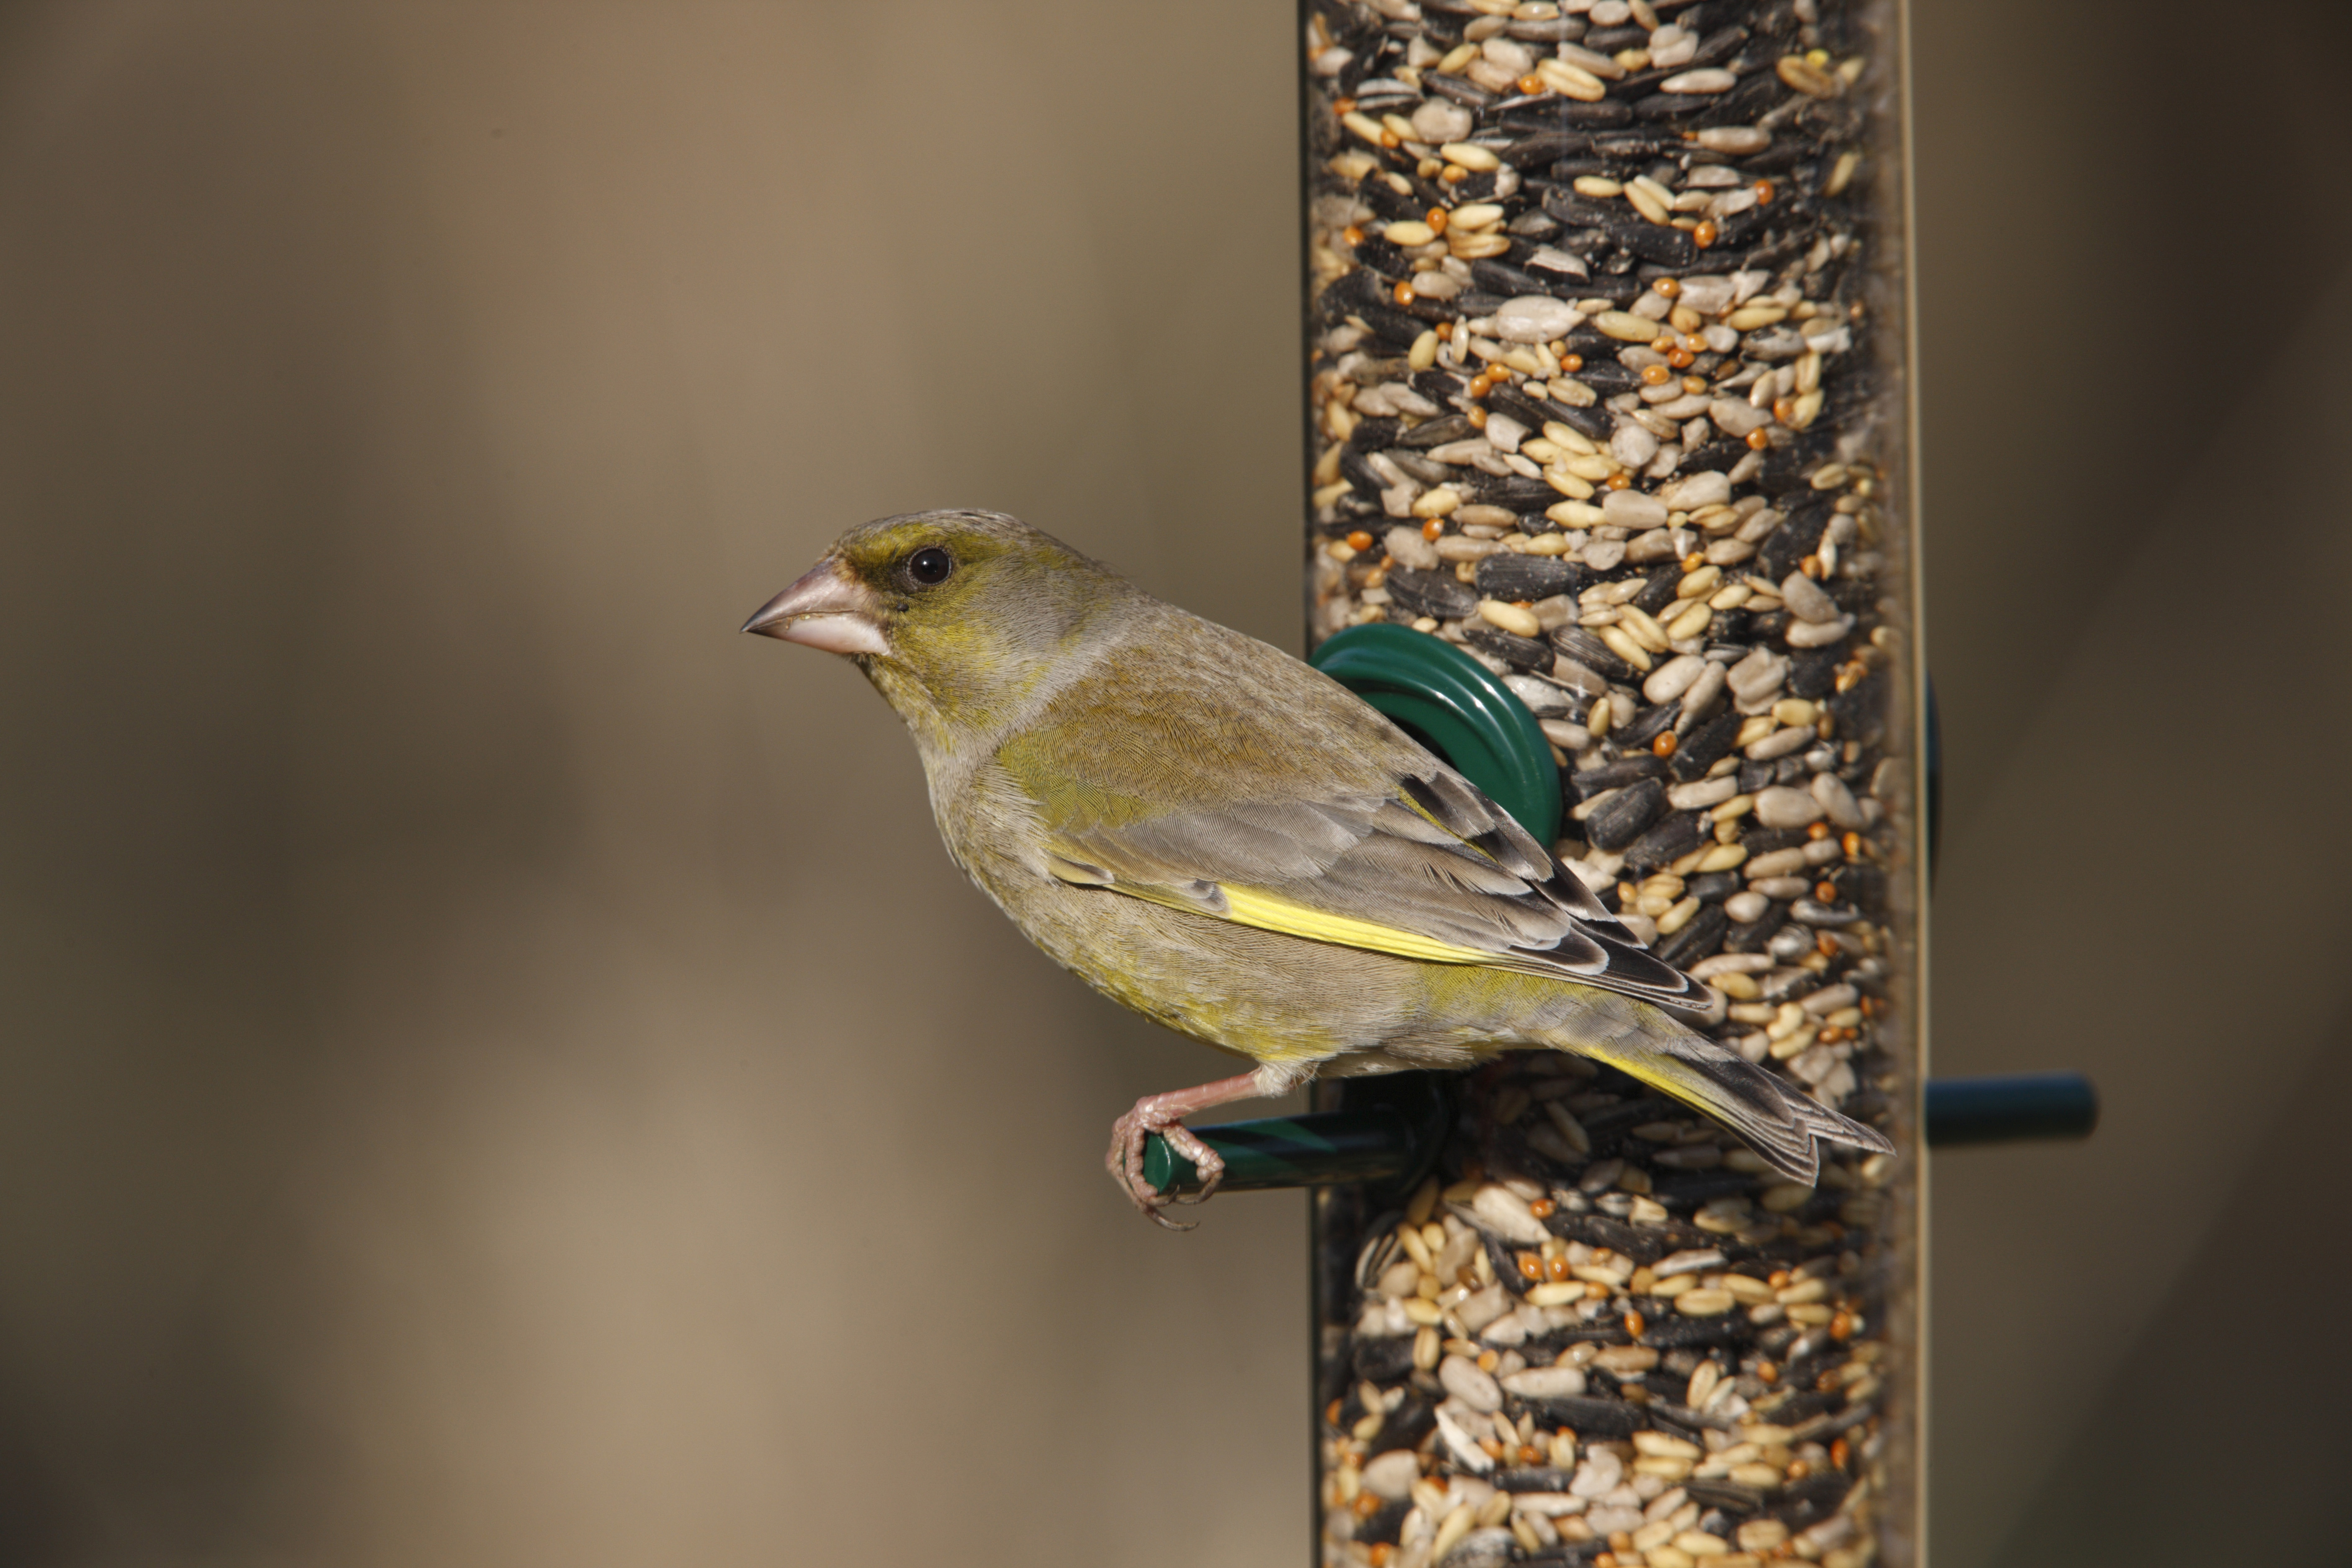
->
745;509;1890;1217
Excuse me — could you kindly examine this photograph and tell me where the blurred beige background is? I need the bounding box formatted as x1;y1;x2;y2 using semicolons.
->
0;3;2346;1565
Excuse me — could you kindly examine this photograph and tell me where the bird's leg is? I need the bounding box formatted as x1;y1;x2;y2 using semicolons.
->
1107;1066;1291;1229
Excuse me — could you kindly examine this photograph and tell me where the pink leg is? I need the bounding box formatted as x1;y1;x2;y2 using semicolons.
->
1107;1067;1292;1230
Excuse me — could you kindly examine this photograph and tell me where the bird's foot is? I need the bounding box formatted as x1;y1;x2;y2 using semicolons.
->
1106;1107;1224;1231
1104;1070;1272;1229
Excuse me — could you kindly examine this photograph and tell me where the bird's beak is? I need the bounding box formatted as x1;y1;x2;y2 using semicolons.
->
741;559;890;657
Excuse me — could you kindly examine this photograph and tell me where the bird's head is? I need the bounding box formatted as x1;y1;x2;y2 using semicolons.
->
743;509;1131;747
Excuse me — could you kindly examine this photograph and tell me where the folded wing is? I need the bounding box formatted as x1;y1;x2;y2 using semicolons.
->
995;630;1709;1011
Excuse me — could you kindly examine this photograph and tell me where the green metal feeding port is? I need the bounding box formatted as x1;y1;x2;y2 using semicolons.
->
1308;622;1562;849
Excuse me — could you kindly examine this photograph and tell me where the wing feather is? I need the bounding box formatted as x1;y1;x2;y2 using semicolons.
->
990;620;1708;1009
1002;727;1702;1009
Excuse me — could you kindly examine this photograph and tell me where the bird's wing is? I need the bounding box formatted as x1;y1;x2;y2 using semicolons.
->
993;625;1708;1011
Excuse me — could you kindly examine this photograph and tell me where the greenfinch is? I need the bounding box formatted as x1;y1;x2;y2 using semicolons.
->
745;510;1890;1225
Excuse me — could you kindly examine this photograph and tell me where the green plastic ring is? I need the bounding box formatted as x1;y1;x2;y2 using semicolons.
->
1310;621;1561;846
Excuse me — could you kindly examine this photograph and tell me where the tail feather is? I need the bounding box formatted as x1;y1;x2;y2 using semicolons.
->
1573;1029;1893;1185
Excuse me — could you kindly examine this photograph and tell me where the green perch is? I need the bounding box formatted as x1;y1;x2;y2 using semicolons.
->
1143;1071;2098;1197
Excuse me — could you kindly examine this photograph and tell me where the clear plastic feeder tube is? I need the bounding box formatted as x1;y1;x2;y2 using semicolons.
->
1300;1;1924;1564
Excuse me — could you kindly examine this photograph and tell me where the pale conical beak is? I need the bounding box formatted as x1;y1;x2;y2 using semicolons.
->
741;560;890;656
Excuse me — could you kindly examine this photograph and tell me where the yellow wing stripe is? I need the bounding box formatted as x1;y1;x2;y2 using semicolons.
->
1051;859;1543;971
1043;848;1708;1003
1215;884;1497;965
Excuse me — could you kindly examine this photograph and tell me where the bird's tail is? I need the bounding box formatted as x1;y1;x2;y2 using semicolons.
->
1570;1027;1893;1185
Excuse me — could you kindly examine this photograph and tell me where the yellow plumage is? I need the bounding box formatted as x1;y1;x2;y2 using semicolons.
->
1115;880;1495;968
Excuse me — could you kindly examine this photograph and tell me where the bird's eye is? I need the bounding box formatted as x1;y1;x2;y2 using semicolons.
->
906;546;954;586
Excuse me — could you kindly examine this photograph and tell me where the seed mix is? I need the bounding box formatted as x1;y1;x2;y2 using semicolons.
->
1301;0;1918;1564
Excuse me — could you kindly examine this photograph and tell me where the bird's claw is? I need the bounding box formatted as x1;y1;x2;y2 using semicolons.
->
1107;1101;1228;1229
1159;1122;1227;1206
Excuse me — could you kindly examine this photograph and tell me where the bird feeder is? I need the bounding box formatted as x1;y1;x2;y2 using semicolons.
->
1135;2;2094;1562
1161;11;2027;1568
1296;0;1936;1560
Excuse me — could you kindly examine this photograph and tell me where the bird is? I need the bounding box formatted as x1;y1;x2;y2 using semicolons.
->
743;509;1892;1226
